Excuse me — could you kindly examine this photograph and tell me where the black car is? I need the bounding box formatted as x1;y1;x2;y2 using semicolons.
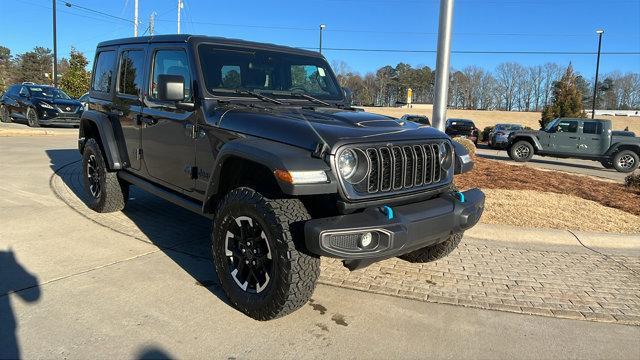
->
445;118;479;145
0;83;82;127
77;34;483;320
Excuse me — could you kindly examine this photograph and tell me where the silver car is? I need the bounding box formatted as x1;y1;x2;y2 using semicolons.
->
489;123;523;149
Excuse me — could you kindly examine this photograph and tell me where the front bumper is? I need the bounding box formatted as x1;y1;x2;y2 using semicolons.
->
304;188;484;265
37;108;81;125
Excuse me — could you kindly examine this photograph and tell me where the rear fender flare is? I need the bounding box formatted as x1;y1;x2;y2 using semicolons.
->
604;143;640;157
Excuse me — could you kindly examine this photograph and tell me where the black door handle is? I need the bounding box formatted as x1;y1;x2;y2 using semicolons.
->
569;136;579;139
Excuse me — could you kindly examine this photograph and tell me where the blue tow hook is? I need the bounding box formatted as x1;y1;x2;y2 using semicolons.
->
455;191;465;203
382;205;394;220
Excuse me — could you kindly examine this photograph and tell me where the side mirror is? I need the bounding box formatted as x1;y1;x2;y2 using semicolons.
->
19;92;27;97
157;74;185;102
342;87;353;106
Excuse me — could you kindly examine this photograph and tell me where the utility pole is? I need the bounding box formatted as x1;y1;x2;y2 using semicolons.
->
591;29;604;119
432;0;454;132
52;0;58;87
134;0;139;36
149;12;155;35
319;24;326;54
177;0;183;34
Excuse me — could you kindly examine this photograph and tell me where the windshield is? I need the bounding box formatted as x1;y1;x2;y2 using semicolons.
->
496;124;522;131
198;44;343;101
28;86;71;100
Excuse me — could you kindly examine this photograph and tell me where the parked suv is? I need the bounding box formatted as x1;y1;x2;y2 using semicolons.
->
488;123;523;149
0;83;82;127
507;118;640;172
445;118;479;145
78;35;484;320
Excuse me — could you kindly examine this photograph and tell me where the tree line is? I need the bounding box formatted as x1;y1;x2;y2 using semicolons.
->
333;60;640;111
0;45;90;98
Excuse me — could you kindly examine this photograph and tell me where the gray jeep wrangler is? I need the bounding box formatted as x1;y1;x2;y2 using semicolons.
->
78;35;484;320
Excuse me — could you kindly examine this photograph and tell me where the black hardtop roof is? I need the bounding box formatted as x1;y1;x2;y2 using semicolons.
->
558;117;609;122
96;34;321;57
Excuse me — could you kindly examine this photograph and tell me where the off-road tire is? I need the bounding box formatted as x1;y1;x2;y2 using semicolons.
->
399;232;463;263
212;187;320;321
26;107;40;127
613;150;639;173
508;140;534;162
82;138;129;212
0;106;11;123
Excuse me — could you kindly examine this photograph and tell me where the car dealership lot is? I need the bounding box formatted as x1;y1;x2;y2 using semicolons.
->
1;136;639;359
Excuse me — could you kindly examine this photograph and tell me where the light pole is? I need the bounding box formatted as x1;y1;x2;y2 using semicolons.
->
319;24;326;54
432;0;455;132
591;29;604;119
52;0;57;87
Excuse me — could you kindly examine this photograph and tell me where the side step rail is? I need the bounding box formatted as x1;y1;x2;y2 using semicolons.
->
118;171;213;219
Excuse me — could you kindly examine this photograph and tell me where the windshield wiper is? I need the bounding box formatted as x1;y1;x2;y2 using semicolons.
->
289;92;331;107
235;89;285;105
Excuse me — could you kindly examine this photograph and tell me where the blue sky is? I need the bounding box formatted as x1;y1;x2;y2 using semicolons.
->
2;0;639;77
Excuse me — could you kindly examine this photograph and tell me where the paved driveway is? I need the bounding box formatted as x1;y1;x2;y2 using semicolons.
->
1;136;639;359
475;146;629;182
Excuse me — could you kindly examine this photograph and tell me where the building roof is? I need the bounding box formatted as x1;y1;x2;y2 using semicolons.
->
96;34;320;57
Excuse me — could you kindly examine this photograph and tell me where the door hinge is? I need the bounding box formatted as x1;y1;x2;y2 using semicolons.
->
190;166;198;179
136;148;143;160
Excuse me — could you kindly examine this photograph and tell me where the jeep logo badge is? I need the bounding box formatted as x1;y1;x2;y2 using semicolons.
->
66;107;71;111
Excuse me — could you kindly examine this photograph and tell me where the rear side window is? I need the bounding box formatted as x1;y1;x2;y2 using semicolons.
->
583;121;603;135
118;50;145;96
150;49;191;101
92;51;116;93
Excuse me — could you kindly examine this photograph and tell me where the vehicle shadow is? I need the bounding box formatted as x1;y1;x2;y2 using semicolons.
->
0;249;41;359
45;149;228;305
476;152;608;172
135;345;175;359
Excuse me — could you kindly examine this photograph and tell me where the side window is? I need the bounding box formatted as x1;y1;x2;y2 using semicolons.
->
92;51;116;93
150;49;191;101
117;50;145;96
557;120;578;133
583;121;603;135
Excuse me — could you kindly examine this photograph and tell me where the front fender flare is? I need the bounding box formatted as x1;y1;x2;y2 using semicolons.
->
510;135;543;151
79;111;126;170
204;138;338;203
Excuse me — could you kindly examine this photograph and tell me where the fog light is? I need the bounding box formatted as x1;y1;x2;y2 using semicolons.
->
360;232;373;247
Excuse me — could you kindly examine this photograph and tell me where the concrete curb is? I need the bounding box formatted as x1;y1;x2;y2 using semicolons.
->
467;223;640;256
0;128;77;137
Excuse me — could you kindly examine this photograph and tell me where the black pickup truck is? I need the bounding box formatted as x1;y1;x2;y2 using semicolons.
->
77;35;484;320
507;118;640;173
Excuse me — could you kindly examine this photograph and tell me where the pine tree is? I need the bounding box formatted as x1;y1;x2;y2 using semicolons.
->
539;64;585;128
59;48;90;98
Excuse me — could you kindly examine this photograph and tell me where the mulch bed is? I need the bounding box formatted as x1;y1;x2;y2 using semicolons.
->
455;157;640;217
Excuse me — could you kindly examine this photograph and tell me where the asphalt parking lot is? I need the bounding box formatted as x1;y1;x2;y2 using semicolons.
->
475;146;629;182
1;135;639;359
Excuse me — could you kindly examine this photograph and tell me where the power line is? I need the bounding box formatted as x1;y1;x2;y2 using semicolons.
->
56;0;134;24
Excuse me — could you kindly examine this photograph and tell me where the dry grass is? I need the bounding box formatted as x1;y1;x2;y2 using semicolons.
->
482;189;640;233
456;157;640;216
361;106;640;134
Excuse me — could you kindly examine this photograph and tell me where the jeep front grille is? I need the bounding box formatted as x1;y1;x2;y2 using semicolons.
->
338;141;451;200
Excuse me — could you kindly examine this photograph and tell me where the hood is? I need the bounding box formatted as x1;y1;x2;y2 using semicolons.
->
210;105;449;152
35;98;82;107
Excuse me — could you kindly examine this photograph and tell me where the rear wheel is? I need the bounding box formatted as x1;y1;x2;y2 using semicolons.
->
613;150;639;173
0;106;11;123
212;187;320;320
82;138;129;212
26;108;40;127
508;140;534;162
399;233;463;263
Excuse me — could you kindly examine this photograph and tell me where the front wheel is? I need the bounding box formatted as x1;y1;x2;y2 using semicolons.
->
26;108;40;127
508;141;534;162
1;106;12;123
399;233;463;263
613;150;639;173
212;187;320;321
82;138;129;212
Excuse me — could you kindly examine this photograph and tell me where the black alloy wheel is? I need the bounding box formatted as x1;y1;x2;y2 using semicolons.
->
0;106;11;123
26;108;40;127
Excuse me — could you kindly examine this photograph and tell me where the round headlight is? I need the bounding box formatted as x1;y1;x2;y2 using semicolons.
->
338;149;358;180
439;142;453;169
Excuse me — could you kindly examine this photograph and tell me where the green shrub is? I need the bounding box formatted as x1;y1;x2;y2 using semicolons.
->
625;173;640;190
453;137;476;157
481;126;494;142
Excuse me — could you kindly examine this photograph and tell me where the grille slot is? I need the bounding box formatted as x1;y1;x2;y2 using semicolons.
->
344;141;447;197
